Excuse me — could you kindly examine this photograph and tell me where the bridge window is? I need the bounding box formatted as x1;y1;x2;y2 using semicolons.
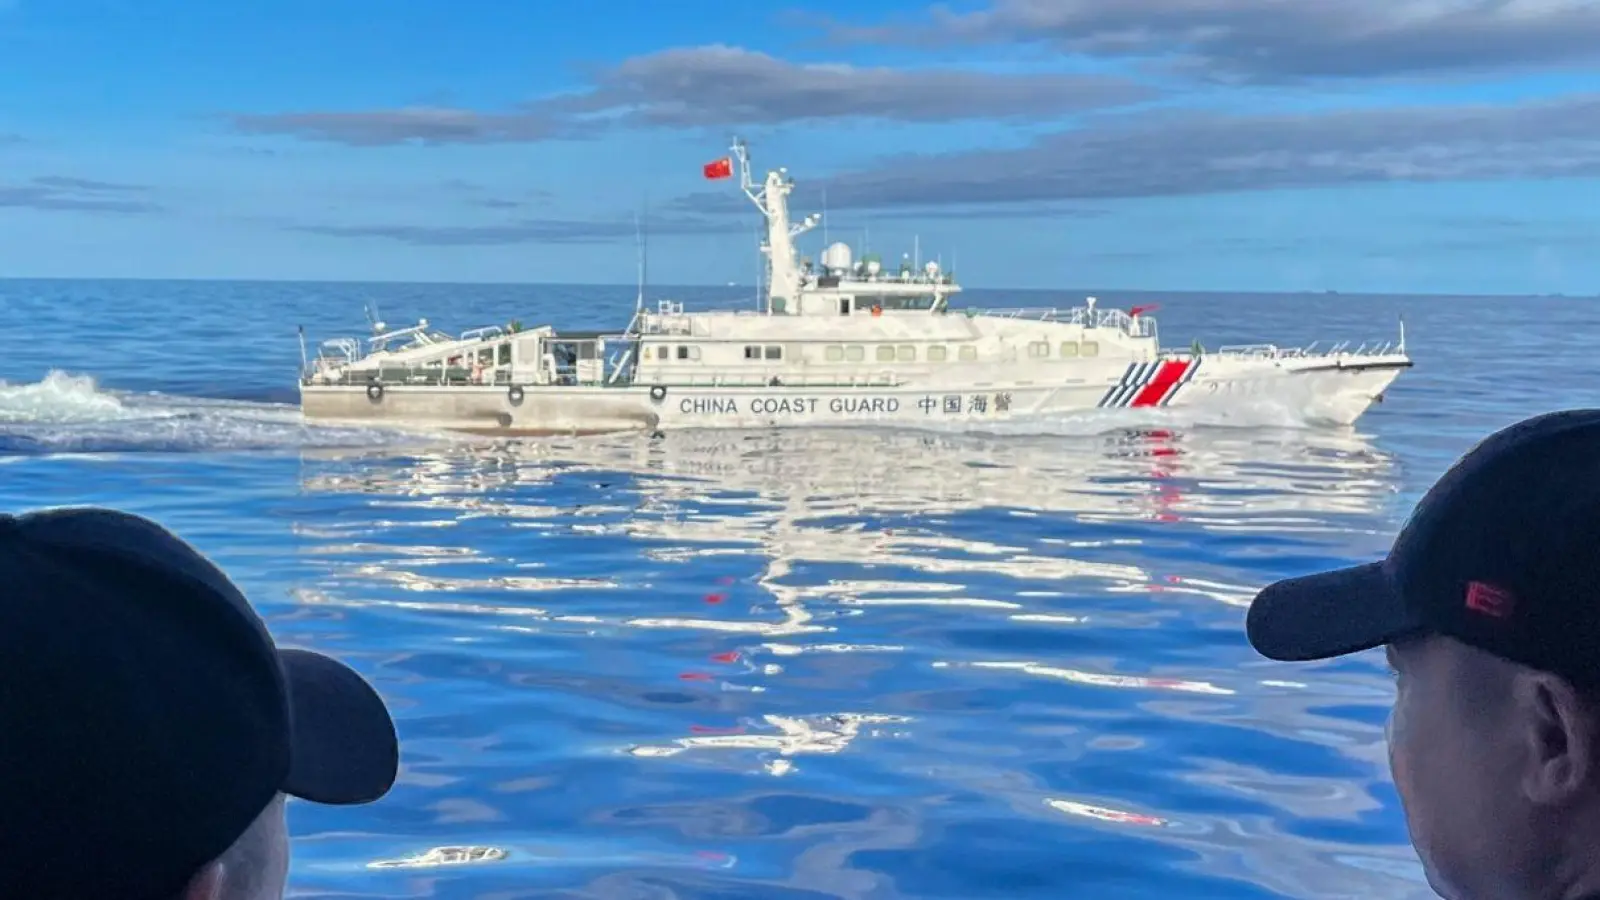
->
1028;341;1050;358
1059;341;1079;357
845;345;865;362
764;345;782;360
1081;341;1100;357
959;345;979;361
744;345;761;360
825;345;844;362
497;343;511;366
677;345;700;360
875;345;896;362
871;296;936;311
656;345;669;360
897;345;915;361
927;345;948;362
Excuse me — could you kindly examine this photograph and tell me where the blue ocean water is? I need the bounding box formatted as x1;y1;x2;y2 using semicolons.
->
0;278;1592;899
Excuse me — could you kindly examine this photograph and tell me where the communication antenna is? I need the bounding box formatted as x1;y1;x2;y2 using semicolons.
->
822;185;828;246
634;204;648;315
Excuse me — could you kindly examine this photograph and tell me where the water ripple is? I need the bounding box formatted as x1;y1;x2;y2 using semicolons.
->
259;423;1430;899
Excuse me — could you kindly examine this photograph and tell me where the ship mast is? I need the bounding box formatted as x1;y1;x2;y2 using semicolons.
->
732;138;818;315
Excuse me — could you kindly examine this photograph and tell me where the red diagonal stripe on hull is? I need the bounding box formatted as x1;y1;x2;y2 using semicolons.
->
1130;360;1191;407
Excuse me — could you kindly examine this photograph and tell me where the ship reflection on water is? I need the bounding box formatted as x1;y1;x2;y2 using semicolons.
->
287;424;1427;898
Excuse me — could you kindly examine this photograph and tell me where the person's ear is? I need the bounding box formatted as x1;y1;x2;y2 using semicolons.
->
1515;671;1595;805
179;860;226;900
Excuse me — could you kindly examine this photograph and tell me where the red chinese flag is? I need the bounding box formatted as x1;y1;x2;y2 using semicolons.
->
703;157;732;180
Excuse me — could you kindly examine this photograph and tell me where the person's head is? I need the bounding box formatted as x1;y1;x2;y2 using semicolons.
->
0;507;400;900
1246;409;1600;900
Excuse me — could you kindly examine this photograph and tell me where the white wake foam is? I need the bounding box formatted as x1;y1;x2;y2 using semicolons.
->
0;370;454;455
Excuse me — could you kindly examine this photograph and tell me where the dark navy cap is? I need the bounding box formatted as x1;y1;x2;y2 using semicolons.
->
0;506;399;899
1248;409;1600;682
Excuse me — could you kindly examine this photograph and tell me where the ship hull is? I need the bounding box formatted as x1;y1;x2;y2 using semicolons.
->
299;353;1410;435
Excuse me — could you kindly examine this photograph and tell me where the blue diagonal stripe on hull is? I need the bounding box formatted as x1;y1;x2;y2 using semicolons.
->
1108;361;1156;407
1098;362;1140;407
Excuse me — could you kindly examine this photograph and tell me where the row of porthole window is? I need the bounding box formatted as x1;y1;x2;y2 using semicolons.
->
1027;341;1100;358
653;341;1102;363
653;345;786;361
824;341;1101;362
655;344;703;360
824;344;960;362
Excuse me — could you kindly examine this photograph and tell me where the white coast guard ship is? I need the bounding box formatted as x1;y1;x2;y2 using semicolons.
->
297;139;1412;435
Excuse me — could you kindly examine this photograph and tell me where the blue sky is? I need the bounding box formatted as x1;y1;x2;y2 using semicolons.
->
1;0;1598;293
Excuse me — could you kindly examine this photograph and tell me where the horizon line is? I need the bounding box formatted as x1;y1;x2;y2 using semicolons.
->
0;275;1590;301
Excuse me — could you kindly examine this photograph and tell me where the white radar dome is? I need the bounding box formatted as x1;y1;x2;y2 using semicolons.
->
821;241;853;273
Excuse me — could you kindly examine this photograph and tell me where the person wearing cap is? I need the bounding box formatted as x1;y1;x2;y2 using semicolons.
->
0;506;400;899
1246;409;1600;900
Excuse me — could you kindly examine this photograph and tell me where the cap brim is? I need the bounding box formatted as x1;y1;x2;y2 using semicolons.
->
278;648;399;804
1246;561;1424;661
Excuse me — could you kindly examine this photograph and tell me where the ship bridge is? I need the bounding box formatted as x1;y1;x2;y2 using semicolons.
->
782;240;961;316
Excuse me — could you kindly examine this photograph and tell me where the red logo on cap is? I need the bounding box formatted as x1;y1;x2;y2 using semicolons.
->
1465;581;1514;618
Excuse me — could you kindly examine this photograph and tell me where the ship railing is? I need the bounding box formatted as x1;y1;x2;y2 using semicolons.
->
966;305;1157;337
301;363;906;389
637;317;697;336
1214;339;1409;360
301;362;516;388
366;321;455;350
312;338;361;363
636;301;698;336
301;321;536;382
803;271;958;287
302;338;361;380
458;325;507;343
639;321;697;336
